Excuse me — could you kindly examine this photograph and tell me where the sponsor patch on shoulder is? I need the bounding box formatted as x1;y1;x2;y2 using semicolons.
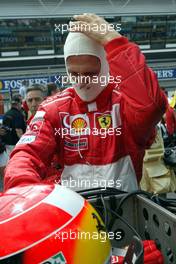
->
33;110;45;118
31;111;46;123
34;111;46;118
17;135;36;145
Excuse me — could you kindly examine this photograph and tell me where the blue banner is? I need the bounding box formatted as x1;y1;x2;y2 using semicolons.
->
0;68;176;93
0;75;60;92
154;69;176;80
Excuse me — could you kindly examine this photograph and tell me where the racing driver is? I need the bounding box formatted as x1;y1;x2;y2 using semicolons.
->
4;13;167;191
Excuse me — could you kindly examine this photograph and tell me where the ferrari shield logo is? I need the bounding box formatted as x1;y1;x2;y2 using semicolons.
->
98;115;111;129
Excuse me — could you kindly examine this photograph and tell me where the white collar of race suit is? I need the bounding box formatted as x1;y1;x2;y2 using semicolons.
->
73;83;116;113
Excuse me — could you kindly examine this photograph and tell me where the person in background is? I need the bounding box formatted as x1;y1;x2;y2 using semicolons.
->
19;79;29;100
26;83;62;183
165;105;176;138
0;128;8;190
26;84;45;125
169;90;176;108
2;94;26;156
160;88;175;144
47;82;59;97
140;125;176;193
0;93;4;115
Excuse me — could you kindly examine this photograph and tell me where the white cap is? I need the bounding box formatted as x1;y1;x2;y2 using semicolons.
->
63;32;109;102
64;32;109;76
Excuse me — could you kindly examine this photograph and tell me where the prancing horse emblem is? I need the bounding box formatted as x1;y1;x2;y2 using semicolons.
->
98;114;111;129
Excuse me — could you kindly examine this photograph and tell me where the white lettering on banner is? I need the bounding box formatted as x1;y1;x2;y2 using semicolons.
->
10;80;17;89
17;79;23;87
4;80;11;89
2;78;49;90
28;79;35;85
154;69;175;79
28;78;48;85
17;135;36;145
1;37;17;43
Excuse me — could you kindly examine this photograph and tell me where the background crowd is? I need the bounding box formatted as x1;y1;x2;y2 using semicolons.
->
0;81;61;190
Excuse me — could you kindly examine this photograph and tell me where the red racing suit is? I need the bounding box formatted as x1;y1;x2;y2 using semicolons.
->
4;36;167;191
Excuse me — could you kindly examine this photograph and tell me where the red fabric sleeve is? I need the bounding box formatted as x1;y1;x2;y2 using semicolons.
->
4;106;58;190
104;37;167;146
22;100;29;113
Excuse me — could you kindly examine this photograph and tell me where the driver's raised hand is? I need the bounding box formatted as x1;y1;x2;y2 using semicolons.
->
69;13;121;45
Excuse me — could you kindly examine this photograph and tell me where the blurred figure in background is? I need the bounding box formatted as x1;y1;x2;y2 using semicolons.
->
26;84;45;125
19;79;29;100
169;90;176;108
0;128;8;191
165;105;176;138
165;91;176;140
26;83;62;184
159;87;176;145
0;93;4;115
162;89;176;147
2;94;26;156
140;125;176;193
47;82;59;97
20;80;30;120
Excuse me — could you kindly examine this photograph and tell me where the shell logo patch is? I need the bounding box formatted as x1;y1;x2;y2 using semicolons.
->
71;118;87;132
98;114;111;129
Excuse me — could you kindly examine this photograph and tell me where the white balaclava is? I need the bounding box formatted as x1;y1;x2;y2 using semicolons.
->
64;32;109;102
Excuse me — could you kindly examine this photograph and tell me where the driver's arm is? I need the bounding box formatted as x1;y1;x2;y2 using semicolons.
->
4;106;58;190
